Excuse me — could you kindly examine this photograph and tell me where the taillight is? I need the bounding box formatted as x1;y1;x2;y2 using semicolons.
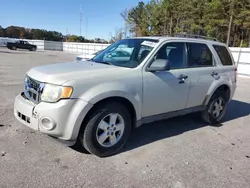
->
234;68;237;83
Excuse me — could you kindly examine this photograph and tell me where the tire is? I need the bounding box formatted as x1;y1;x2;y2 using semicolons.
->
31;47;36;51
12;46;17;50
201;91;228;125
79;102;132;157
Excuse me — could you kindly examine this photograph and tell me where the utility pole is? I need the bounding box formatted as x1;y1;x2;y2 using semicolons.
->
86;17;88;39
80;4;83;37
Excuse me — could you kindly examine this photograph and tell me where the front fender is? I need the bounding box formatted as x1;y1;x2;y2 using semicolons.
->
77;82;142;120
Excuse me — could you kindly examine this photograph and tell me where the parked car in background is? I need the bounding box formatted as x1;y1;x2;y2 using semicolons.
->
76;50;103;62
14;35;237;157
7;40;37;51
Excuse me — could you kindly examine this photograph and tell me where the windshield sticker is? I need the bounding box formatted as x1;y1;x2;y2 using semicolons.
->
141;41;157;47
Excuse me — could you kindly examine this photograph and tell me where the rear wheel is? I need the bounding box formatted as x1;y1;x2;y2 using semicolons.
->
201;91;228;125
12;46;16;50
79;102;132;157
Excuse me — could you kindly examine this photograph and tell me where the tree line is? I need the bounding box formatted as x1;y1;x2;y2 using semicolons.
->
0;25;63;41
121;0;250;47
0;25;108;43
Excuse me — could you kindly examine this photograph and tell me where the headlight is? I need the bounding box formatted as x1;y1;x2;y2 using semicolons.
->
41;84;73;103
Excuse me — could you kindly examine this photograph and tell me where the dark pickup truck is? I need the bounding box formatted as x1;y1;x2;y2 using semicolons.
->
7;40;37;51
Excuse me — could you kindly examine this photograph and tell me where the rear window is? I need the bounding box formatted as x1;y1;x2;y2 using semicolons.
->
213;45;234;66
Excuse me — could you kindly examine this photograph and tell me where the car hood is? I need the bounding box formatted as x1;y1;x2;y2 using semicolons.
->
27;61;122;85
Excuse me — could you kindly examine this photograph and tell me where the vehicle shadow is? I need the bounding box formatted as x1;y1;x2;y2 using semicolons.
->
0;50;31;54
71;99;250;155
121;99;250;153
0;49;43;54
0;50;13;54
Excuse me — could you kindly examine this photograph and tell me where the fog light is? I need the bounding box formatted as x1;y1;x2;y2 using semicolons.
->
40;117;55;131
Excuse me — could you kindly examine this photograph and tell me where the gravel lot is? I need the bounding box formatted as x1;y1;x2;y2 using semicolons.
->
0;47;250;188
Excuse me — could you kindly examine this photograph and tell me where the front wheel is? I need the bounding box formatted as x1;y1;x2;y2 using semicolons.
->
30;47;36;51
201;91;228;125
79;102;132;157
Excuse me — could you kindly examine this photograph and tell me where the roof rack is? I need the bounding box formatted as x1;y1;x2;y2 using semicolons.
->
172;33;219;41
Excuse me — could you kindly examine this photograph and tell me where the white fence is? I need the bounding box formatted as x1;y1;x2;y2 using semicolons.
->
0;37;249;76
230;48;250;77
63;42;109;54
0;37;109;53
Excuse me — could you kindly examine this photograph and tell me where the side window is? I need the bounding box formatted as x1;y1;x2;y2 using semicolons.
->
154;42;186;69
213;45;233;66
187;43;213;67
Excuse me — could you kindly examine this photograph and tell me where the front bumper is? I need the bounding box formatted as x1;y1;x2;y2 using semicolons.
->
14;93;92;142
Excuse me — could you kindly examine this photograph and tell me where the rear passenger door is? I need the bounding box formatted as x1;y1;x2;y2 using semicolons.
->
185;42;217;108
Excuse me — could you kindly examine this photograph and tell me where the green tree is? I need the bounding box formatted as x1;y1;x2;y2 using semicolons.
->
0;25;5;37
122;0;250;46
67;35;80;42
5;26;21;38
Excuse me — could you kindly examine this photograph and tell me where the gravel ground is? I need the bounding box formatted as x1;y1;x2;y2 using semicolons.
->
0;47;250;188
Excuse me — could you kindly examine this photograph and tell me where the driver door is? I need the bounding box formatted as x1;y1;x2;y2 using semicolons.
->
142;42;191;118
19;41;26;49
23;41;30;49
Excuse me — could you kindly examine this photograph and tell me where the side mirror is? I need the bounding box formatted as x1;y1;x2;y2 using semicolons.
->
147;59;170;72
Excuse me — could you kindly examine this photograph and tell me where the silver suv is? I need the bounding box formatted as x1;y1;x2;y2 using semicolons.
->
14;35;237;157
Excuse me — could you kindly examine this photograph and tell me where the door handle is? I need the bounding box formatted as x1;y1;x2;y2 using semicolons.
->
177;74;188;84
178;74;188;80
211;72;219;77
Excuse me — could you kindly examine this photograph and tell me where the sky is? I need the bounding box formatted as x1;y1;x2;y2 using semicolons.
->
0;0;145;40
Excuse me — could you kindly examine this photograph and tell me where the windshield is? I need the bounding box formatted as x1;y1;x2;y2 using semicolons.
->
91;38;158;68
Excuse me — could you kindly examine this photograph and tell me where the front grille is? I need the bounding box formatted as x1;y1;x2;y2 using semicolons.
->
24;76;43;103
17;111;30;123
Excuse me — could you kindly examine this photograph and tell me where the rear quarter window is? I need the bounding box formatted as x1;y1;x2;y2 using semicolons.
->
213;45;234;66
